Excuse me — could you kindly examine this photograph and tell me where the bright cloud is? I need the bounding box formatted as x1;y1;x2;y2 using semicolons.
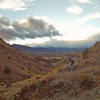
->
0;0;35;11
76;0;91;3
53;22;100;41
66;5;83;15
9;37;50;46
77;13;100;24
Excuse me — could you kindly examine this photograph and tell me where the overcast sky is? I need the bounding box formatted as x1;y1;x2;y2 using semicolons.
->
0;0;100;48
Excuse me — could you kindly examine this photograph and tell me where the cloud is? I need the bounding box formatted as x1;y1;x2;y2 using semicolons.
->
9;37;50;46
33;39;93;48
0;0;35;11
75;0;91;4
34;33;100;48
66;5;83;15
53;21;100;41
0;15;60;40
0;15;10;26
77;13;100;24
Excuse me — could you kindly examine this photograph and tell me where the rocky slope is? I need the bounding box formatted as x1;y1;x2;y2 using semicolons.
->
0;38;53;84
11;41;100;100
0;40;100;100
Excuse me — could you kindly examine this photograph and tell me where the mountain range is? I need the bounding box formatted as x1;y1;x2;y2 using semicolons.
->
12;44;85;53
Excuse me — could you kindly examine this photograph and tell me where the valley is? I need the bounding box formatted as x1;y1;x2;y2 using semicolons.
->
0;39;100;100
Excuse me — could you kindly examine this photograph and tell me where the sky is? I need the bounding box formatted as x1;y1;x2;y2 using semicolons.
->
0;0;100;48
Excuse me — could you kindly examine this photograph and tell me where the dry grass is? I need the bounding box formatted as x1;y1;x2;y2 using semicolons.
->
0;39;100;100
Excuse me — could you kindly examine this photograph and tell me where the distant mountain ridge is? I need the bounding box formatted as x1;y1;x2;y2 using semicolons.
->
12;44;85;53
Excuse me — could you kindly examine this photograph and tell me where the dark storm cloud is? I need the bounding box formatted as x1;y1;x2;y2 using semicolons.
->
0;15;60;40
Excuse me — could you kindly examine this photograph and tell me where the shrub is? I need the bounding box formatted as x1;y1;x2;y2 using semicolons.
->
36;76;41;80
8;56;11;59
27;63;31;66
4;51;7;55
76;73;88;84
4;66;11;74
83;48;89;59
36;75;42;80
58;69;62;72
0;82;6;86
21;67;24;70
76;73;96;89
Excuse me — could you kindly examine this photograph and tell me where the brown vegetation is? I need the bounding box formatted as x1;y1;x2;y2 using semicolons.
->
0;39;100;100
0;38;53;84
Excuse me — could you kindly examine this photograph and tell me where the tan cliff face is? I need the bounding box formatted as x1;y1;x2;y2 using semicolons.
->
0;38;53;83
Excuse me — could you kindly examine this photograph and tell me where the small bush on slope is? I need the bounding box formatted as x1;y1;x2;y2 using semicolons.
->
83;48;89;59
4;66;11;74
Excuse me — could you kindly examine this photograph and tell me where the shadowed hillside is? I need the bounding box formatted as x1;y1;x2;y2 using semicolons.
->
0;38;53;84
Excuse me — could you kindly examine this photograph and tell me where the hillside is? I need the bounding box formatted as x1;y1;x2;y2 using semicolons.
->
8;41;100;100
0;40;100;100
0;38;53;84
